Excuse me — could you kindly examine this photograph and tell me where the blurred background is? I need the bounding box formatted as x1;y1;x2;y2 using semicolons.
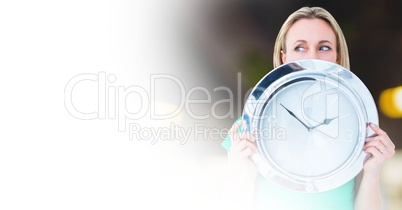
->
185;0;402;209
1;0;401;209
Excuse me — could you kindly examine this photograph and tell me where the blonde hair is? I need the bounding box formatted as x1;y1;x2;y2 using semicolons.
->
273;7;350;69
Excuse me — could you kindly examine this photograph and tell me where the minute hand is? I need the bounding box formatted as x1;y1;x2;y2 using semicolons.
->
279;103;312;131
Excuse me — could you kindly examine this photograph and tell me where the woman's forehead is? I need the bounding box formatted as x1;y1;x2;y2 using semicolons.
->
286;18;336;44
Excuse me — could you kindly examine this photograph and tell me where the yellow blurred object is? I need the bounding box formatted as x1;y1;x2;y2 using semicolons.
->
379;86;402;118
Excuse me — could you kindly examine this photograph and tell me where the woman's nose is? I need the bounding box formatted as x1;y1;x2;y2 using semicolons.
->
306;51;319;59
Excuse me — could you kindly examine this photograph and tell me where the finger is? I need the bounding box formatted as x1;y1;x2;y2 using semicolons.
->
365;135;381;144
239;147;257;158
240;132;256;142
232;131;256;147
230;121;244;144
366;136;393;152
230;137;249;153
380;135;396;151
240;119;248;129
369;123;386;136
239;141;257;153
364;140;387;155
230;120;242;137
368;123;396;150
365;138;395;161
237;139;257;152
365;146;385;162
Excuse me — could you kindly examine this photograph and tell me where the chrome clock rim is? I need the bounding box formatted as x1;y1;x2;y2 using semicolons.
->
242;59;378;193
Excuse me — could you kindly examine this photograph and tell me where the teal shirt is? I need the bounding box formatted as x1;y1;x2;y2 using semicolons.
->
222;117;355;210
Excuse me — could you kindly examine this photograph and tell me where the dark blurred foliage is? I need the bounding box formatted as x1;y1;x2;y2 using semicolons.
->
199;0;402;147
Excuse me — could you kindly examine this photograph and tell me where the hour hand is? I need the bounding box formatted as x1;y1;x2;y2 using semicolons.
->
310;117;338;130
279;103;312;131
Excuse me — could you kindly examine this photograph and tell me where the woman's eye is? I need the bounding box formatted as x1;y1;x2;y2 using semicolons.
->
319;46;331;51
295;46;306;52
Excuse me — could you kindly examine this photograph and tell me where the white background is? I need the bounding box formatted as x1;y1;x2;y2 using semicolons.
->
0;1;229;209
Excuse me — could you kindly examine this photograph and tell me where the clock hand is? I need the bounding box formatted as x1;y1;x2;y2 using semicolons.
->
279;103;312;131
310;117;338;130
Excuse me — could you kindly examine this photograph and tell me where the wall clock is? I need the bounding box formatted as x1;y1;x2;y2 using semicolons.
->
242;59;378;192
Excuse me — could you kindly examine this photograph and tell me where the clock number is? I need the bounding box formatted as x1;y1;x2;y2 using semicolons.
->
345;129;353;142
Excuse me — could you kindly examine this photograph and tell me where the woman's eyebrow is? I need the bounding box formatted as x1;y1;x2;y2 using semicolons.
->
293;40;333;44
291;40;307;46
291;40;334;47
318;40;333;45
293;40;307;44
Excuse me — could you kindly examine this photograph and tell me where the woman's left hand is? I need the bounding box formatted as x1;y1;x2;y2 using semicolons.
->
363;123;395;175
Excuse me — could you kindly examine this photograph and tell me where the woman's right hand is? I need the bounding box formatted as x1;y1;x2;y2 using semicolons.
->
227;120;258;168
222;120;258;209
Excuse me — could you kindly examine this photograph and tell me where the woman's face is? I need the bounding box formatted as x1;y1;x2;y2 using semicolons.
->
281;18;338;64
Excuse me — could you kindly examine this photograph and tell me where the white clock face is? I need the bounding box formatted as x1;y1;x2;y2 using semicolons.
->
258;78;362;178
243;59;378;192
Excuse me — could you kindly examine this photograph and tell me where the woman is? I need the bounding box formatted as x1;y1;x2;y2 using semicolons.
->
221;7;395;210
